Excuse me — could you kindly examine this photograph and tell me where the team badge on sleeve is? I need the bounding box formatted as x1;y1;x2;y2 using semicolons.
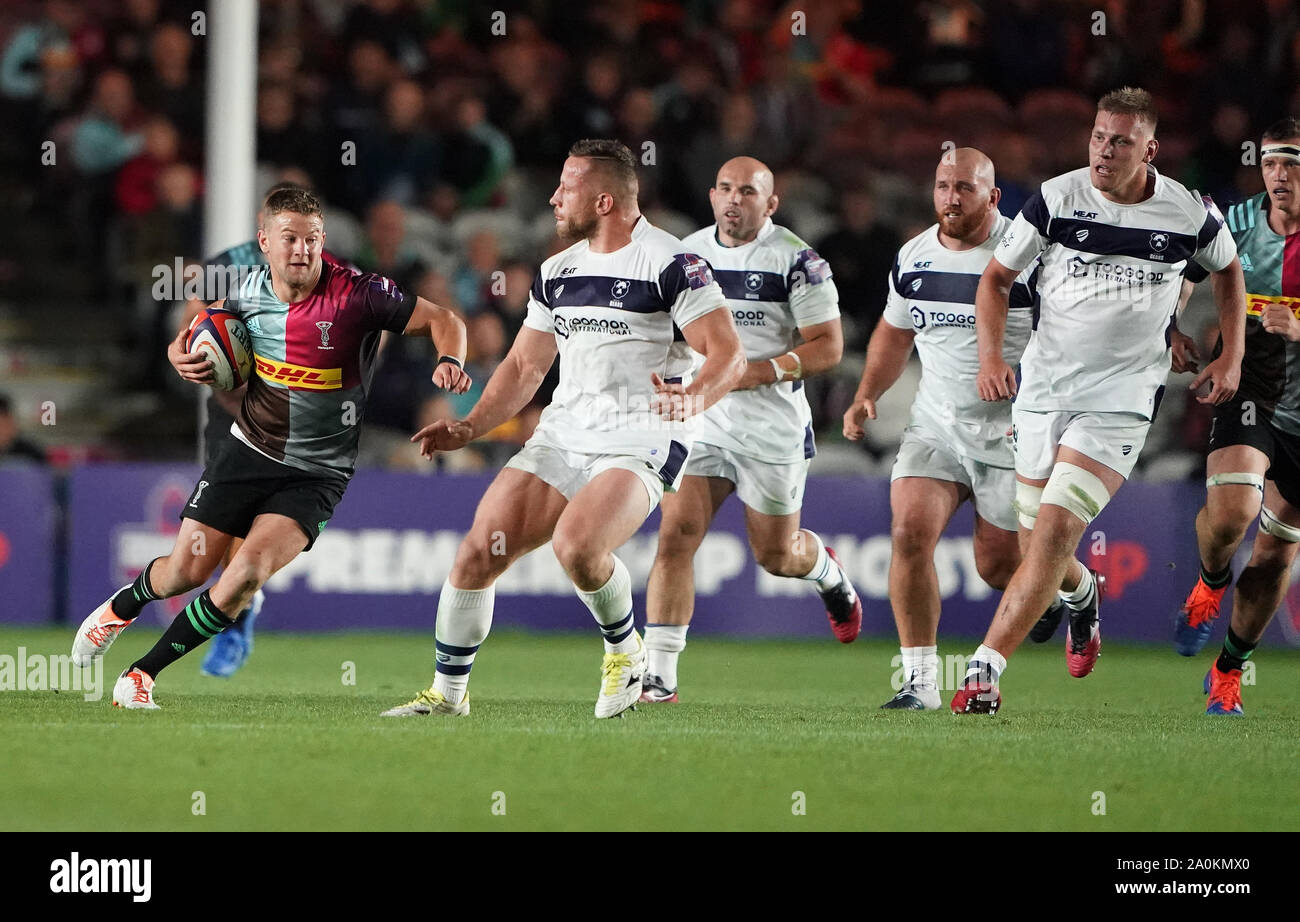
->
794;248;832;284
1201;194;1225;228
677;253;715;290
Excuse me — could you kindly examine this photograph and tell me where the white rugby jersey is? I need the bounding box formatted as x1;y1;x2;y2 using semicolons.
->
681;219;840;463
524;217;728;466
882;213;1036;466
997;165;1236;418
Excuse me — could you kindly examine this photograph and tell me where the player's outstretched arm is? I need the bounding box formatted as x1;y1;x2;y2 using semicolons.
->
662;307;745;419
843;317;915;441
1191;257;1247;404
735;318;844;389
403;296;471;394
412;326;557;457
975;257;1020;401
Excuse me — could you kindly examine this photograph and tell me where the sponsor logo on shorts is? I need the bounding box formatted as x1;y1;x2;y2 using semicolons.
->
1121;444;1132;456
553;315;632;339
254;356;343;390
1245;294;1300;318
189;480;209;507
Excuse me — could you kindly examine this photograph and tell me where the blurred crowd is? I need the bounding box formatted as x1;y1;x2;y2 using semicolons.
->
0;0;1296;475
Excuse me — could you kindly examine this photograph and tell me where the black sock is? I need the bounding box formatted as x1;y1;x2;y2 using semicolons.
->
1215;626;1257;674
1200;563;1233;590
111;559;163;621
133;590;233;678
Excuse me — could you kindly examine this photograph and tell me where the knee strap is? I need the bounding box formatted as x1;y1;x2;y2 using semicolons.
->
1013;481;1043;530
1260;506;1300;543
1041;462;1112;525
1206;472;1265;493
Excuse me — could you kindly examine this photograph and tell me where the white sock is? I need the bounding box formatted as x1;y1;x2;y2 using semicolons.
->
798;530;843;592
1060;563;1095;609
964;643;1007;685
575;555;640;654
644;623;688;689
901;645;939;690
431;579;495;705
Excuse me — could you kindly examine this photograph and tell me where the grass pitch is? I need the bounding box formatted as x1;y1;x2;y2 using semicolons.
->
3;626;1298;831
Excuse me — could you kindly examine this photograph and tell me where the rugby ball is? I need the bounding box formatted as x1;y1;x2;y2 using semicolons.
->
186;307;253;391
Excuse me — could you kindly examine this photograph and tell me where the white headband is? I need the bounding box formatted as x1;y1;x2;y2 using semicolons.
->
1262;143;1300;164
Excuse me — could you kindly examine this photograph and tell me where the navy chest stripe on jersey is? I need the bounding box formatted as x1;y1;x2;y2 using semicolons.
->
545;276;669;314
896;270;1036;308
712;269;787;302
1046;218;1198;262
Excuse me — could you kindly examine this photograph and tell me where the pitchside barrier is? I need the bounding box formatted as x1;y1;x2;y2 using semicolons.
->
2;464;1299;646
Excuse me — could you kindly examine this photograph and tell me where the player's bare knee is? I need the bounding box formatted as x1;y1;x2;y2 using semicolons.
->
221;558;267;600
1207;514;1253;550
752;542;798;577
655;523;705;563
551;532;607;586
890;518;939;560
975;552;1016;591
451;535;510;586
162;551;217;595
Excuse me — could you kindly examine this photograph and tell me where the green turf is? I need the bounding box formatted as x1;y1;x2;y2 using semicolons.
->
2;625;1298;831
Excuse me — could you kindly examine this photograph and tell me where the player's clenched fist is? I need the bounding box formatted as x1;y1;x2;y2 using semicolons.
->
842;397;877;441
1189;354;1240;406
976;359;1017;401
432;358;472;394
410;418;474;458
1261;304;1300;342
650;372;698;421
168;328;214;384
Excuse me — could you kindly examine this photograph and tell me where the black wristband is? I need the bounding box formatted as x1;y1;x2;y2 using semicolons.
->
437;355;463;369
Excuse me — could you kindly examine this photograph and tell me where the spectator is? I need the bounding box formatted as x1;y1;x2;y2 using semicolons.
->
440;94;513;208
326;39;395;212
815;184;901;353
994;132;1037;219
71;68;144;176
0;0;83;103
137;22;202;141
0;394;47;465
489;262;535;337
453;230;503;316
361;78;440;206
115;115;180;215
355;200;428;293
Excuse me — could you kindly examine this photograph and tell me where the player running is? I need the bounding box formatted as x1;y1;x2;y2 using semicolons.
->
844;147;1071;710
382;140;744;720
952;87;1247;714
1170;117;1300;715
177;181;353;678
71;188;470;708
639;156;861;704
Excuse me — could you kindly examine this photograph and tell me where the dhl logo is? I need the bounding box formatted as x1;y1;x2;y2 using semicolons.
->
1246;294;1300;318
253;355;342;390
